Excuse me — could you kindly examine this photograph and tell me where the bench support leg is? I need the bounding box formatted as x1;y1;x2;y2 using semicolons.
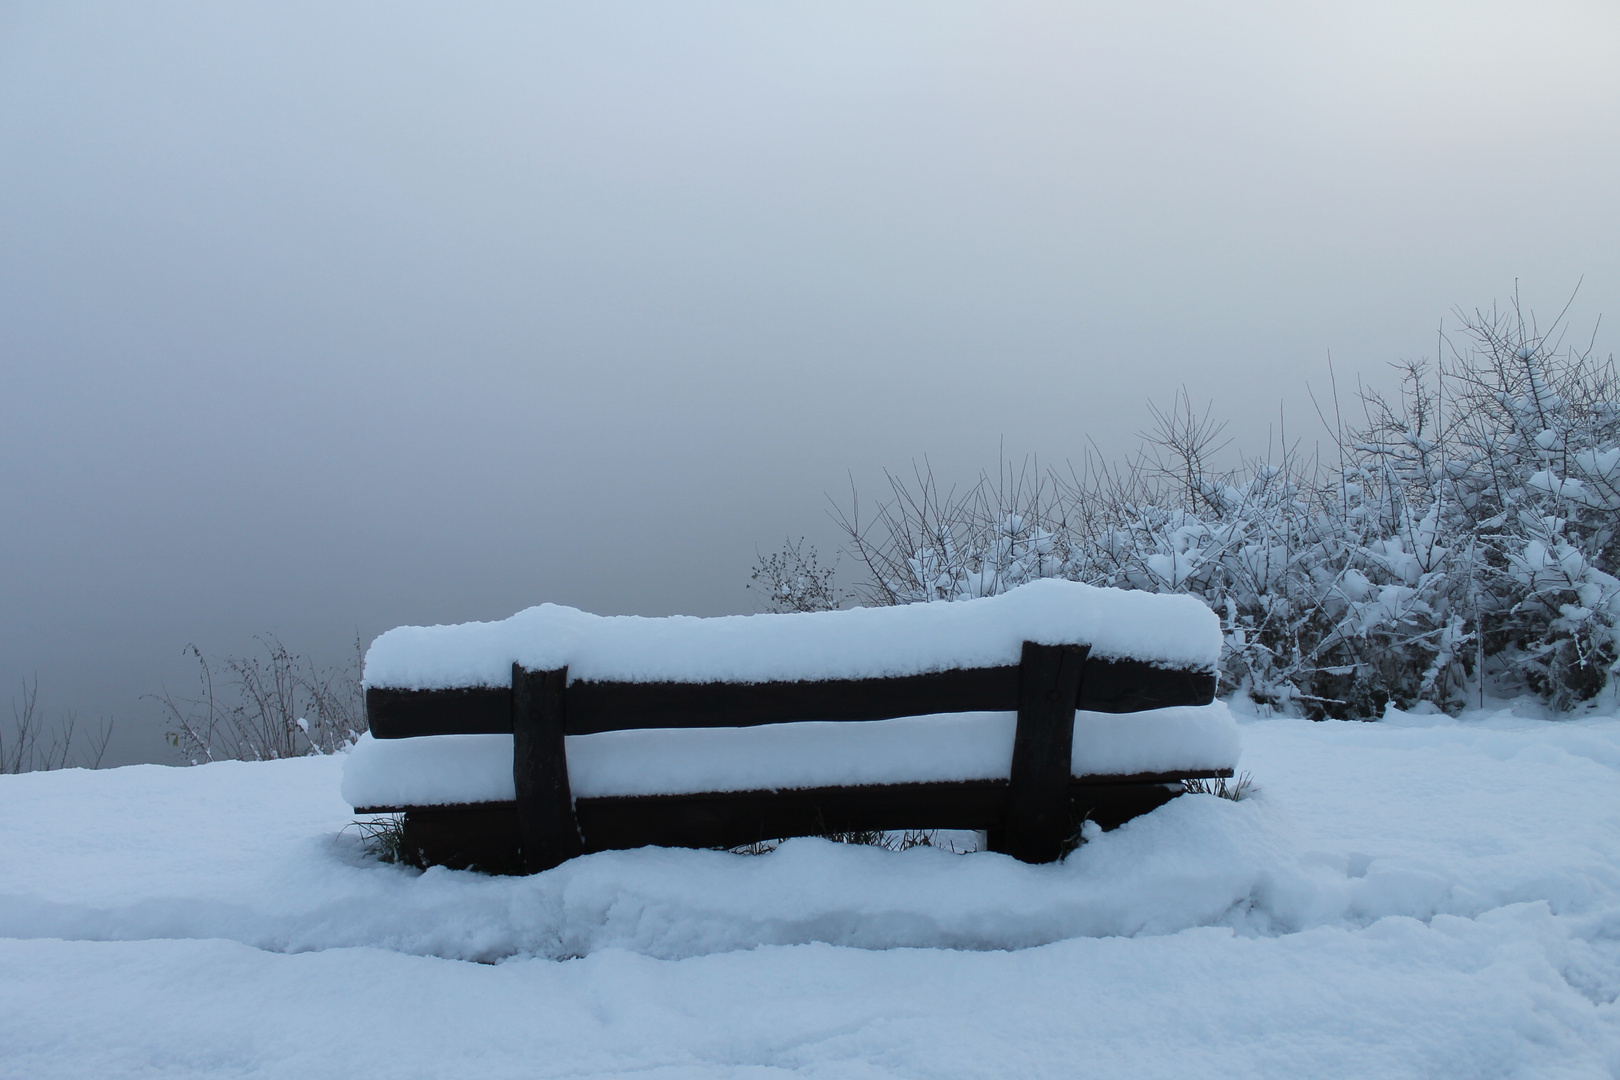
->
512;664;584;873
994;641;1088;863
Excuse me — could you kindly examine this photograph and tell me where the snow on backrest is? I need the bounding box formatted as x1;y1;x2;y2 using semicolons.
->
362;579;1222;692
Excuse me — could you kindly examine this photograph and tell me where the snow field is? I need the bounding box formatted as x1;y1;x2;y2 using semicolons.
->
361;578;1222;691
2;710;1618;1077
1;912;1611;1080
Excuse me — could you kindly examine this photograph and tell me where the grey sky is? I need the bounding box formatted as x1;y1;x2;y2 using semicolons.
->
3;1;1618;764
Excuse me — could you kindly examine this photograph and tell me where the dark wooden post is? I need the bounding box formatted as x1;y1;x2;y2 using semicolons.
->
994;641;1088;863
512;664;584;873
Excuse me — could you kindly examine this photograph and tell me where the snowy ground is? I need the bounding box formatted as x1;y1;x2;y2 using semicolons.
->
2;709;1618;1078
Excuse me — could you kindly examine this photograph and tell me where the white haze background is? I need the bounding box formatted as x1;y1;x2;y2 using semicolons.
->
2;1;1619;763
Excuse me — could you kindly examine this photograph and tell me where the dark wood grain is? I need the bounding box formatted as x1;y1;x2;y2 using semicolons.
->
389;773;1221;874
400;804;524;875
577;779;1011;851
367;686;510;739
1079;656;1218;713
997;642;1088;863
563;665;1020;734
511;665;583;872
367;656;1216;738
351;768;1231;815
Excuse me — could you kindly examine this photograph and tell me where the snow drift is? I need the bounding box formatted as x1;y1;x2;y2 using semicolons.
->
361;578;1223;691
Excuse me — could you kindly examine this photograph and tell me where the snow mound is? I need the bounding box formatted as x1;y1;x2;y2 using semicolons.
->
362;578;1222;691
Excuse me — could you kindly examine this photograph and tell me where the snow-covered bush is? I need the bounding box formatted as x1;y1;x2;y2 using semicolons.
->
825;295;1619;717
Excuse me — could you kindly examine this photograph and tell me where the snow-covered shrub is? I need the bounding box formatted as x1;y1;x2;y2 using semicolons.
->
829;295;1619;717
153;635;366;763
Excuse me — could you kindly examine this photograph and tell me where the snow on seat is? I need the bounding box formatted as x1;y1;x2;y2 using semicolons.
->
346;579;1237;873
342;705;1242;807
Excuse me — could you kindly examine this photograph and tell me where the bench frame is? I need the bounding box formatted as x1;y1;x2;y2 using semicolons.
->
359;641;1225;873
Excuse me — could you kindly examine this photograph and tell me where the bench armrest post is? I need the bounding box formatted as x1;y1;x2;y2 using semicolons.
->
994;641;1088;863
512;664;585;873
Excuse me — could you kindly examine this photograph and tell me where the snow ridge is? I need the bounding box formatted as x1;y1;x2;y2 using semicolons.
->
362;579;1222;692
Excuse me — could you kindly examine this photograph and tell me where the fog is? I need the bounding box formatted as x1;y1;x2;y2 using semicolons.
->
3;1;1618;764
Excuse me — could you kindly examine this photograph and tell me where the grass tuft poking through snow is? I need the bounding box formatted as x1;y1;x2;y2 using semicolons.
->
347;814;410;866
1183;771;1256;801
732;829;972;856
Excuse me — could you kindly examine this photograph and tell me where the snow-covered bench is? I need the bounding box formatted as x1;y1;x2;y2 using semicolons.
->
343;579;1240;873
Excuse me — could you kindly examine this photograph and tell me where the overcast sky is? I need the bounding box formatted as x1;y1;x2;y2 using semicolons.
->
3;1;1618;764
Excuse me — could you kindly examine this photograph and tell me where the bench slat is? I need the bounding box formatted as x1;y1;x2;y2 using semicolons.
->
368;686;509;739
353;767;1231;814
565;664;1019;734
384;774;1223;874
366;656;1216;738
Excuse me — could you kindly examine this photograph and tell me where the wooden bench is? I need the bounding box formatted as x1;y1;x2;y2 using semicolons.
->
347;582;1233;874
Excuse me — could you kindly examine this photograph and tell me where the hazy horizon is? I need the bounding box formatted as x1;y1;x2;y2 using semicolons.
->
3;1;1618;765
